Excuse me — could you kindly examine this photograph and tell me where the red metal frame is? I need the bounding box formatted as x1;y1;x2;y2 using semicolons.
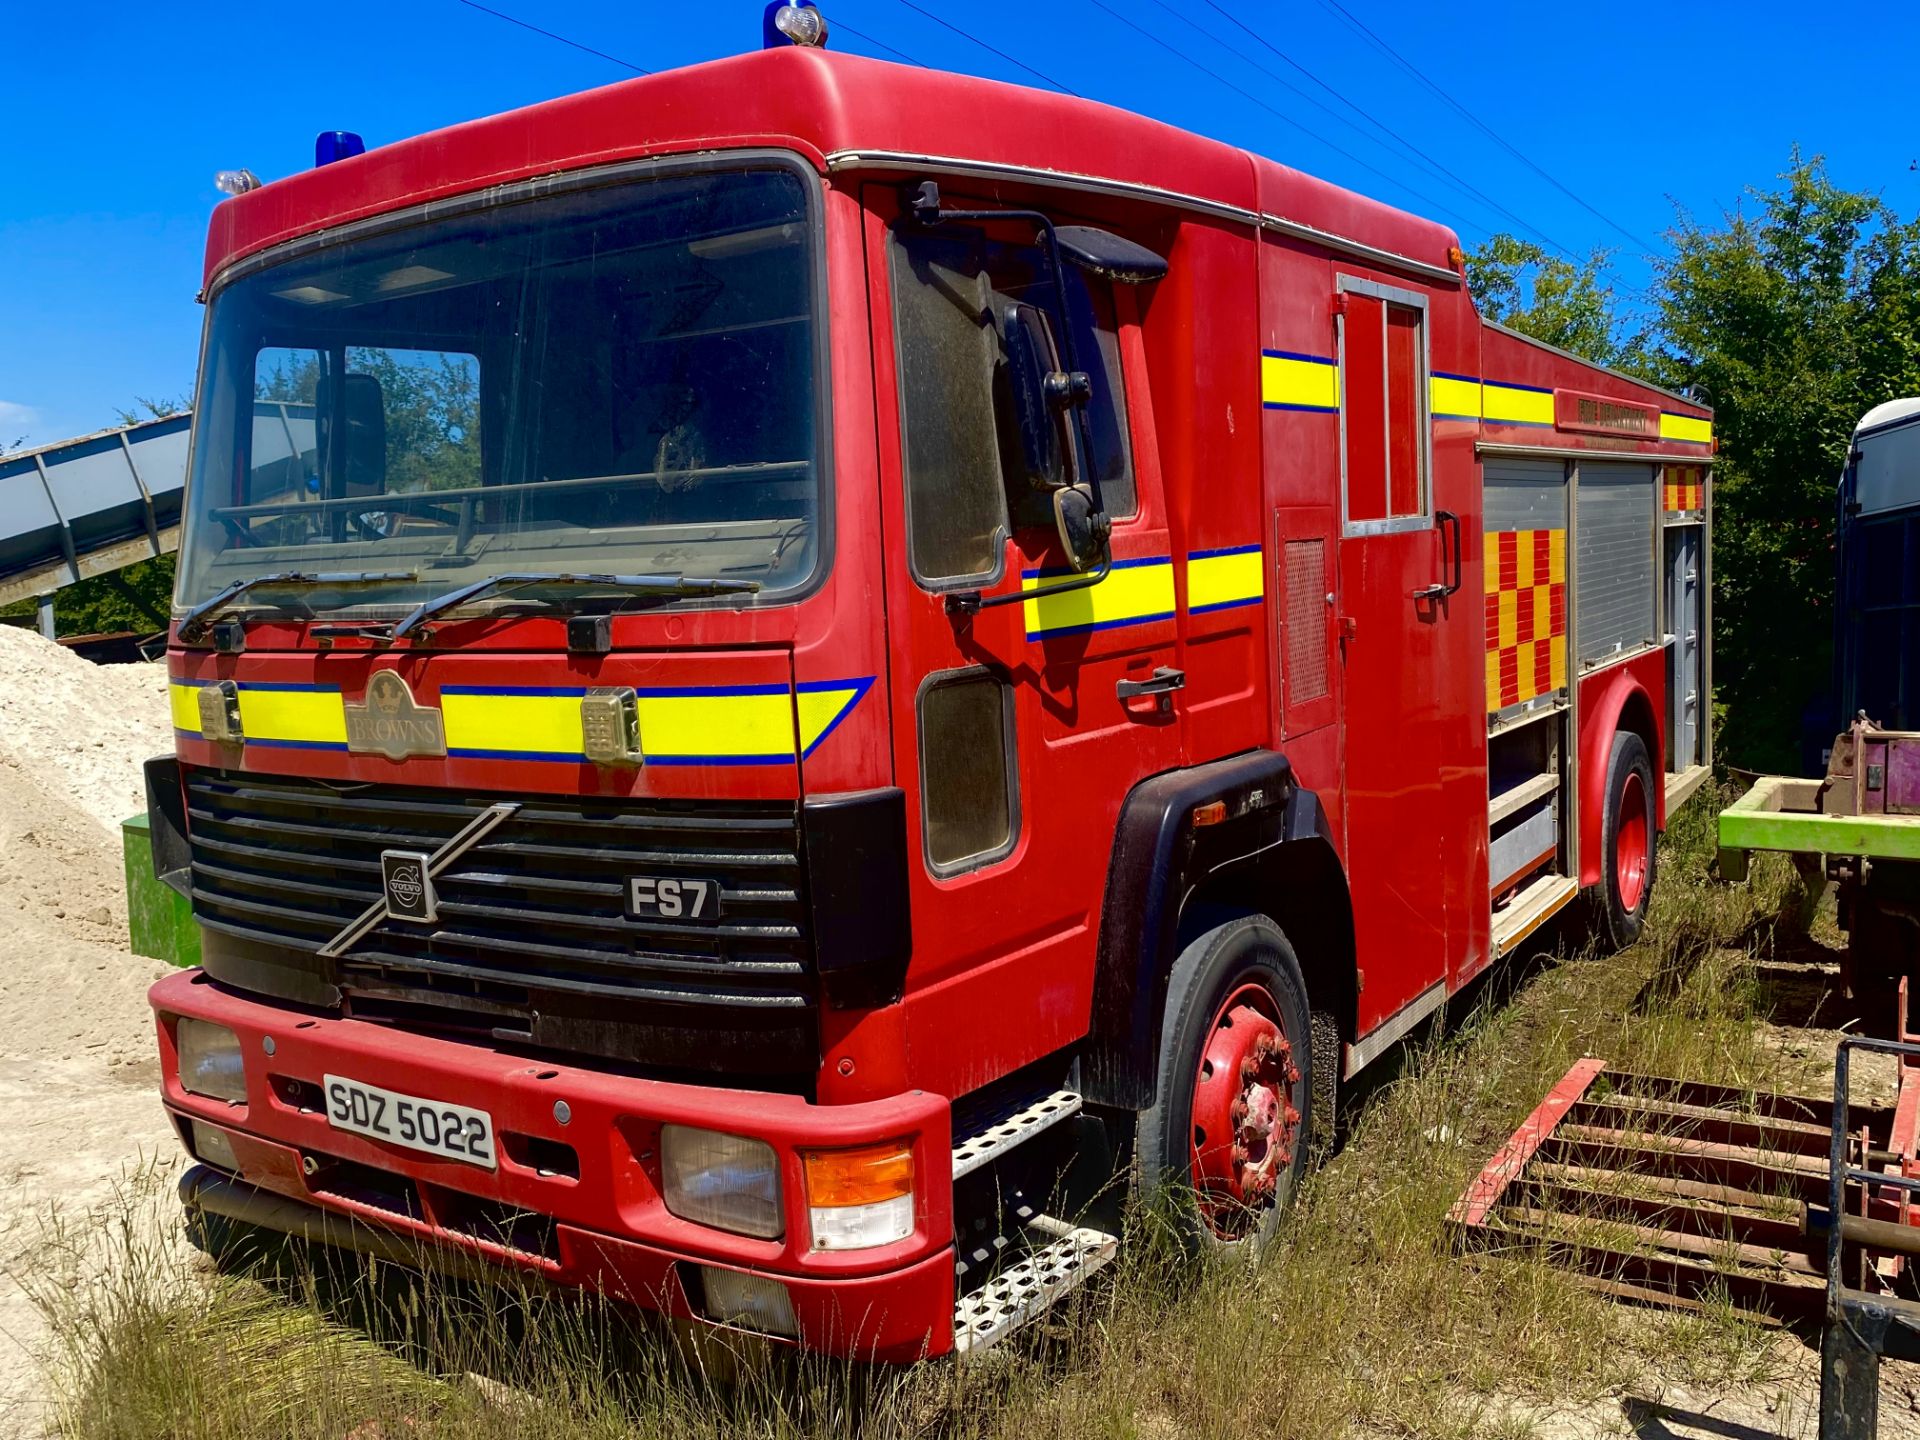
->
153;969;955;1359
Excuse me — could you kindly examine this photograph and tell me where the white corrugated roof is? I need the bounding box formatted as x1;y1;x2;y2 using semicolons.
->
1857;398;1920;435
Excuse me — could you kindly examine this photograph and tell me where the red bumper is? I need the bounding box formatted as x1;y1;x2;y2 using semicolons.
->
151;969;955;1361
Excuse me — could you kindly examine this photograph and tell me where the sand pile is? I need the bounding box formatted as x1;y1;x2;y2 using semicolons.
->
0;625;172;838
0;626;177;1438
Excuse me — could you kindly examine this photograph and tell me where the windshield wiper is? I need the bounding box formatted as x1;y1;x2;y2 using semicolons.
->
391;572;762;640
178;570;420;643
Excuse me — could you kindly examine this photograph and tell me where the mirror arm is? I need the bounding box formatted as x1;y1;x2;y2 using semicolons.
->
942;554;1114;619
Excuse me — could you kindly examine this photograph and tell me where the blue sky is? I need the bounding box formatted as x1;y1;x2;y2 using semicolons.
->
2;0;1915;449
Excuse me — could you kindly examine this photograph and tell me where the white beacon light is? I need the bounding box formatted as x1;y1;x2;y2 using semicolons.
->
214;170;262;196
773;3;829;46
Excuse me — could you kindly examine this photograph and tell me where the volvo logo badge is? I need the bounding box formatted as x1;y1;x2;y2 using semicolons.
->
345;670;447;761
380;850;436;923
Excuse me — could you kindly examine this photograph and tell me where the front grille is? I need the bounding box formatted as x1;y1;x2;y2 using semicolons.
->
183;768;815;1073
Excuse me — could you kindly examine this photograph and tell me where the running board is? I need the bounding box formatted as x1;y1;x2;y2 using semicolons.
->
952;1224;1119;1355
951;1089;1083;1180
1491;873;1579;957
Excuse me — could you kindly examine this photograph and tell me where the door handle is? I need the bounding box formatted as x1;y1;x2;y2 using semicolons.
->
1117;667;1186;701
1411;510;1463;601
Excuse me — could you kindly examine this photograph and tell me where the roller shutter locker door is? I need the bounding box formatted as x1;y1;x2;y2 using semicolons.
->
1576;462;1657;667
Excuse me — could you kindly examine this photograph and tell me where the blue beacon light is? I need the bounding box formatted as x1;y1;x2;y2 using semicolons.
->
315;131;366;168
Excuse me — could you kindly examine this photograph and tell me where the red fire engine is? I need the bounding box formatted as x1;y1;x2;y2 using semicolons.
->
145;21;1714;1360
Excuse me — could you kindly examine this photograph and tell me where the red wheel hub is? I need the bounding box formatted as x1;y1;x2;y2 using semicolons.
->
1189;982;1301;1235
1616;768;1650;913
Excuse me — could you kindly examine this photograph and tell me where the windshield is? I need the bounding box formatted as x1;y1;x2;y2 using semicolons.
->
175;162;825;617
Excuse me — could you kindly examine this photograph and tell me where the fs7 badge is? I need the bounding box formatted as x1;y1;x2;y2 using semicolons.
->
627;876;722;923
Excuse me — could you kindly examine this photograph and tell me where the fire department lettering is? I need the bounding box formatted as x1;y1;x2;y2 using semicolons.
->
345;671;447;760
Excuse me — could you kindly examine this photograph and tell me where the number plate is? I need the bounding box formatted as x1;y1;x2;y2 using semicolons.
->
322;1074;497;1169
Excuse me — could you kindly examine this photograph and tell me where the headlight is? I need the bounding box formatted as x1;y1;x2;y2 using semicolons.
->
189;1119;240;1173
660;1125;783;1239
176;1018;247;1105
803;1139;915;1251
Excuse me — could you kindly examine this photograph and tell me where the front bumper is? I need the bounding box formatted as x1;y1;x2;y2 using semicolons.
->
150;969;956;1361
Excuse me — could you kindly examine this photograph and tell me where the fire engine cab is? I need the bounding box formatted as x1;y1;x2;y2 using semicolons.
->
145;18;1714;1360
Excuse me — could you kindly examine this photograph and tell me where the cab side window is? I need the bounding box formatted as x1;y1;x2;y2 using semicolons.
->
1339;279;1429;531
889;226;1136;588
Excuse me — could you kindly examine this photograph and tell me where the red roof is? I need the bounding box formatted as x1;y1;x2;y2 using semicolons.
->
205;46;1461;286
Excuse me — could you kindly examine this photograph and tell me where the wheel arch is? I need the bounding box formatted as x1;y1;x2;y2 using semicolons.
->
1578;667;1664;887
1082;750;1357;1111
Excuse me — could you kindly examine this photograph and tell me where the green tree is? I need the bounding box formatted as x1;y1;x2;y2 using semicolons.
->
1464;234;1650;375
1646;152;1920;771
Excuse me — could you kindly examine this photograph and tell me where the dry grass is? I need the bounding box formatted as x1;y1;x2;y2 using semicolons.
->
29;786;1839;1440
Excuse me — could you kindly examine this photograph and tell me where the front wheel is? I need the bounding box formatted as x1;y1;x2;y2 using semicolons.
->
1134;913;1313;1253
1595;730;1657;950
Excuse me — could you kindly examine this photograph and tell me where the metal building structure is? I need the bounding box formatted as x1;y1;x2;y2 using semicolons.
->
0;412;193;635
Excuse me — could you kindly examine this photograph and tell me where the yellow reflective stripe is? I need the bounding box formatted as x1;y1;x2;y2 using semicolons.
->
441;691;582;758
638;690;795;762
169;679;871;764
1023;559;1176;639
239;688;347;746
169;682;203;734
1481;382;1555;427
1261;352;1340;411
1430;373;1481;420
169;682;347;745
1660;412;1713;444
1548;529;1566;585
1187;548;1264;613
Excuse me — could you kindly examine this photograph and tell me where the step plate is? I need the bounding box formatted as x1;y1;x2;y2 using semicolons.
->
952;1226;1119;1355
951;1089;1082;1180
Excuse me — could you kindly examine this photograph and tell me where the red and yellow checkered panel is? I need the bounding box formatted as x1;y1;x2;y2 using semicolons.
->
1664;466;1705;513
1485;528;1567;713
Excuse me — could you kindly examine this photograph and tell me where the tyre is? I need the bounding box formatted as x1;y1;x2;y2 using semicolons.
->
1596;730;1657;950
1134;912;1314;1253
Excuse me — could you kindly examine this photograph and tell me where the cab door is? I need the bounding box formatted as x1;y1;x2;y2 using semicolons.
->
1332;275;1468;1035
861;186;1185;1098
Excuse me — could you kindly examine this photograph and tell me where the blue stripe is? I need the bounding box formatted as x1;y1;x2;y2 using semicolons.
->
1485;378;1554;395
1263;401;1338;414
440;685;589;698
1026;609;1176;641
631;681;792;699
1021;555;1172;582
1433;410;1480;422
1191;597;1263;615
647;753;790;767
245;737;351;753
1262;348;1335;365
1188;543;1262;560
234;681;336;693
1484;417;1556;429
1432;369;1480;384
447;747;587;763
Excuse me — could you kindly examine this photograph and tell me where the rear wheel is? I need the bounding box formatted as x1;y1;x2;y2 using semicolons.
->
1135;913;1313;1252
1596;730;1656;949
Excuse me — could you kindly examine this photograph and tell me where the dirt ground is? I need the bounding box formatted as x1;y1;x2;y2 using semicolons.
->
4;622;1920;1438
0;628;176;1438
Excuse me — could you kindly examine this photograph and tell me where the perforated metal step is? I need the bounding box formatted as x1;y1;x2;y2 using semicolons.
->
951;1224;1119;1355
951;1088;1082;1180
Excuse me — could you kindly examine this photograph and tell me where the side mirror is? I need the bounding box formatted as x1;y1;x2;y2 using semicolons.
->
1052;483;1108;574
316;371;388;496
997;301;1066;493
